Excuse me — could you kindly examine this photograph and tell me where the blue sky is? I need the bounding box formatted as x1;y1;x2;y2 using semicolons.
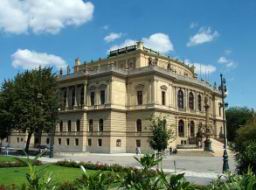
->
0;0;255;108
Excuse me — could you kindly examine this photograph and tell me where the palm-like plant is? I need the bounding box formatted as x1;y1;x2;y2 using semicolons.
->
134;154;162;172
158;171;195;190
77;166;116;190
16;153;56;190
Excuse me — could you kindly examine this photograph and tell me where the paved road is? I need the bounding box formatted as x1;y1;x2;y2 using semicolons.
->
40;151;236;185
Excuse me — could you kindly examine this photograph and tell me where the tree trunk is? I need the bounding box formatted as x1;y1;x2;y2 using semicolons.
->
25;132;32;154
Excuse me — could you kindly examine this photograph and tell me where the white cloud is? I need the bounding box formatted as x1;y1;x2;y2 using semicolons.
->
109;33;174;54
0;0;94;34
218;56;235;67
142;33;174;54
185;59;216;74
109;39;136;51
190;22;198;29
12;49;67;70
104;32;123;43
187;27;219;47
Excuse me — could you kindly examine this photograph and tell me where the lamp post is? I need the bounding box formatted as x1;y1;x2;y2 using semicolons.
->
219;74;229;173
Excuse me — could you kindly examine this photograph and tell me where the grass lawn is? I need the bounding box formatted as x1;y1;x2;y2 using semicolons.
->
0;164;96;186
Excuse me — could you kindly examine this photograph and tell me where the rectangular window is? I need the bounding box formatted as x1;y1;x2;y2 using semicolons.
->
162;91;166;105
46;138;50;144
21;138;23;142
17;138;19;143
88;139;92;146
89;120;93;132
75;138;79;146
76;120;80;132
58;138;61;145
80;86;84;105
98;139;102;146
66;138;70;146
136;140;141;147
137;91;143;105
68;120;72;132
90;92;95;106
63;90;67;107
100;90;105;105
72;87;75;106
59;121;63;132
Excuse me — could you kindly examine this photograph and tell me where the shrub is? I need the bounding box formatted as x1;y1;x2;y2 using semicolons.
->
234;118;256;174
209;169;256;189
0;159;41;168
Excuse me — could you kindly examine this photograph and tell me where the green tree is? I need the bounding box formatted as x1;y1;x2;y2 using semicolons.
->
226;107;254;142
0;80;15;149
234;117;256;174
0;67;59;153
149;116;173;154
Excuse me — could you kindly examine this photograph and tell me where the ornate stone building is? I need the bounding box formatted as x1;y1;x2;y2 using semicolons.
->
5;42;224;153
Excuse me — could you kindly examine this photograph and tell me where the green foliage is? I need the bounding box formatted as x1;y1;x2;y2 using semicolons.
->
0;67;59;152
226;107;254;142
76;166;117;190
134;154;162;172
209;169;256;190
233;117;256;174
16;154;55;190
0;80;15;140
149;116;174;153
158;171;195;190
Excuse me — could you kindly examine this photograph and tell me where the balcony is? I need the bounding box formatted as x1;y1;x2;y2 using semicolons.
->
58;65;221;95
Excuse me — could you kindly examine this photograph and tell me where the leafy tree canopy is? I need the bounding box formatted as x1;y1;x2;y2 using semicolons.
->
0;67;59;152
226;107;254;141
149;116;174;153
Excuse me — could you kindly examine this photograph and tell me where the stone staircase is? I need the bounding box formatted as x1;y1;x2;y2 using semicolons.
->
210;138;233;157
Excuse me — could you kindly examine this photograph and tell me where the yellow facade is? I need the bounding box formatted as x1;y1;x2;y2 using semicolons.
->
5;42;224;153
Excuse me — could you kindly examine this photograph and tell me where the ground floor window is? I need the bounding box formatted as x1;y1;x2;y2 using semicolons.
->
178;120;185;137
88;139;92;146
66;138;70;146
116;139;121;147
136;139;141;147
58;138;61;145
75;138;79;146
98;139;102;146
46;138;50;144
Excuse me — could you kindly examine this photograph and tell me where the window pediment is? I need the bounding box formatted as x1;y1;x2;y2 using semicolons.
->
135;84;145;90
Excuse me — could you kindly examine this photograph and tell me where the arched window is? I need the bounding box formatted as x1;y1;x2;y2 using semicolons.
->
178;90;184;109
198;95;202;111
178;120;184;137
189;92;194;110
190;121;195;137
89;119;93;132
99;119;104;132
136;119;142;132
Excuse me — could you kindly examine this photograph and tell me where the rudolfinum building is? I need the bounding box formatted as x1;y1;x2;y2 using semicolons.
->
5;42;225;153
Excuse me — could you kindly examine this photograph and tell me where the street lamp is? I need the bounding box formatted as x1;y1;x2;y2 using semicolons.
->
219;74;229;173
